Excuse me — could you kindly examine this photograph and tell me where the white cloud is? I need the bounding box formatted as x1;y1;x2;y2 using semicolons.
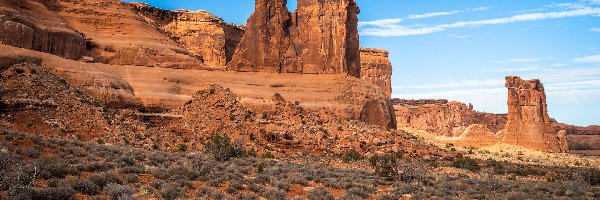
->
408;10;462;19
448;34;471;39
358;18;403;28
360;8;600;37
508;58;542;62
407;7;491;20
574;54;600;63
590;27;600;32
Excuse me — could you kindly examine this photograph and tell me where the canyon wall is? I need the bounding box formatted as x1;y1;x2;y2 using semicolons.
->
227;0;361;77
503;76;562;152
0;5;85;60
393;99;507;136
360;47;392;97
128;3;244;67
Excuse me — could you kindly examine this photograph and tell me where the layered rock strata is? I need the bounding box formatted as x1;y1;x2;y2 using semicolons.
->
393;99;506;136
503;76;561;152
0;13;85;60
128;2;244;67
360;47;392;97
227;0;361;77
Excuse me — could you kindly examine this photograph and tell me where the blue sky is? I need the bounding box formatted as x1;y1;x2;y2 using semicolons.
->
125;0;600;126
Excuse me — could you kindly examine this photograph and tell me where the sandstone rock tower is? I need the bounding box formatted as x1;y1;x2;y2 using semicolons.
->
503;76;561;152
360;48;393;97
227;0;361;77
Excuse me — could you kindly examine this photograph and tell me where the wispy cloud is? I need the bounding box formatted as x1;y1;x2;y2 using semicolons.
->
359;6;490;28
407;10;462;19
591;28;600;32
574;54;600;63
360;7;600;37
448;34;471;39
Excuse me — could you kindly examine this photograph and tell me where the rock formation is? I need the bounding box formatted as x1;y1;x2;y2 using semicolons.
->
227;0;361;77
0;13;85;60
503;76;561;152
393;99;506;136
457;124;502;148
128;3;244;67
55;0;205;69
361;99;397;129
360;47;392;97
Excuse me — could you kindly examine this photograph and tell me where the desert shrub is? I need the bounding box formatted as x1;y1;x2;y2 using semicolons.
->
581;168;600;186
227;180;244;193
506;167;545;177
33;187;77;200
37;157;77;179
6;186;36;199
123;174;139;184
23;147;40;159
89;172;121;188
148;167;171;179
485;158;505;174
77;162;113;172
196;186;214;198
290;175;310;186
205;134;245;161
120;166;145;174
369;154;398;177
262;151;275;159
248;183;265;193
307;187;334;200
452;157;480;171
236;192;259;200
0;151;16;171
397;162;429;183
273;180;290;191
70;179;100;195
105;184;133;200
160;183;183;199
342;149;362;163
118;156;135;167
338;193;362;200
261;188;287;200
347;187;372;198
377;193;400;200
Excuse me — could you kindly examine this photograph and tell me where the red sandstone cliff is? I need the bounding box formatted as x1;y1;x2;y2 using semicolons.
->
393;99;507;136
227;0;361;77
503;76;562;152
128;3;244;67
0;1;86;59
360;47;392;97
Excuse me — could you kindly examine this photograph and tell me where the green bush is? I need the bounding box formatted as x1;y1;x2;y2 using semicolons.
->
581;168;600;186
205;134;244;161
342;149;362;163
452;157;480;171
369;154;398;177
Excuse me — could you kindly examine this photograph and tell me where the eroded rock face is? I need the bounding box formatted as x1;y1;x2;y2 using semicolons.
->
458;124;502;148
360;47;392;97
360;99;397;129
227;0;361;77
503;76;561;152
128;3;244;67
393;99;507;136
0;14;85;60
